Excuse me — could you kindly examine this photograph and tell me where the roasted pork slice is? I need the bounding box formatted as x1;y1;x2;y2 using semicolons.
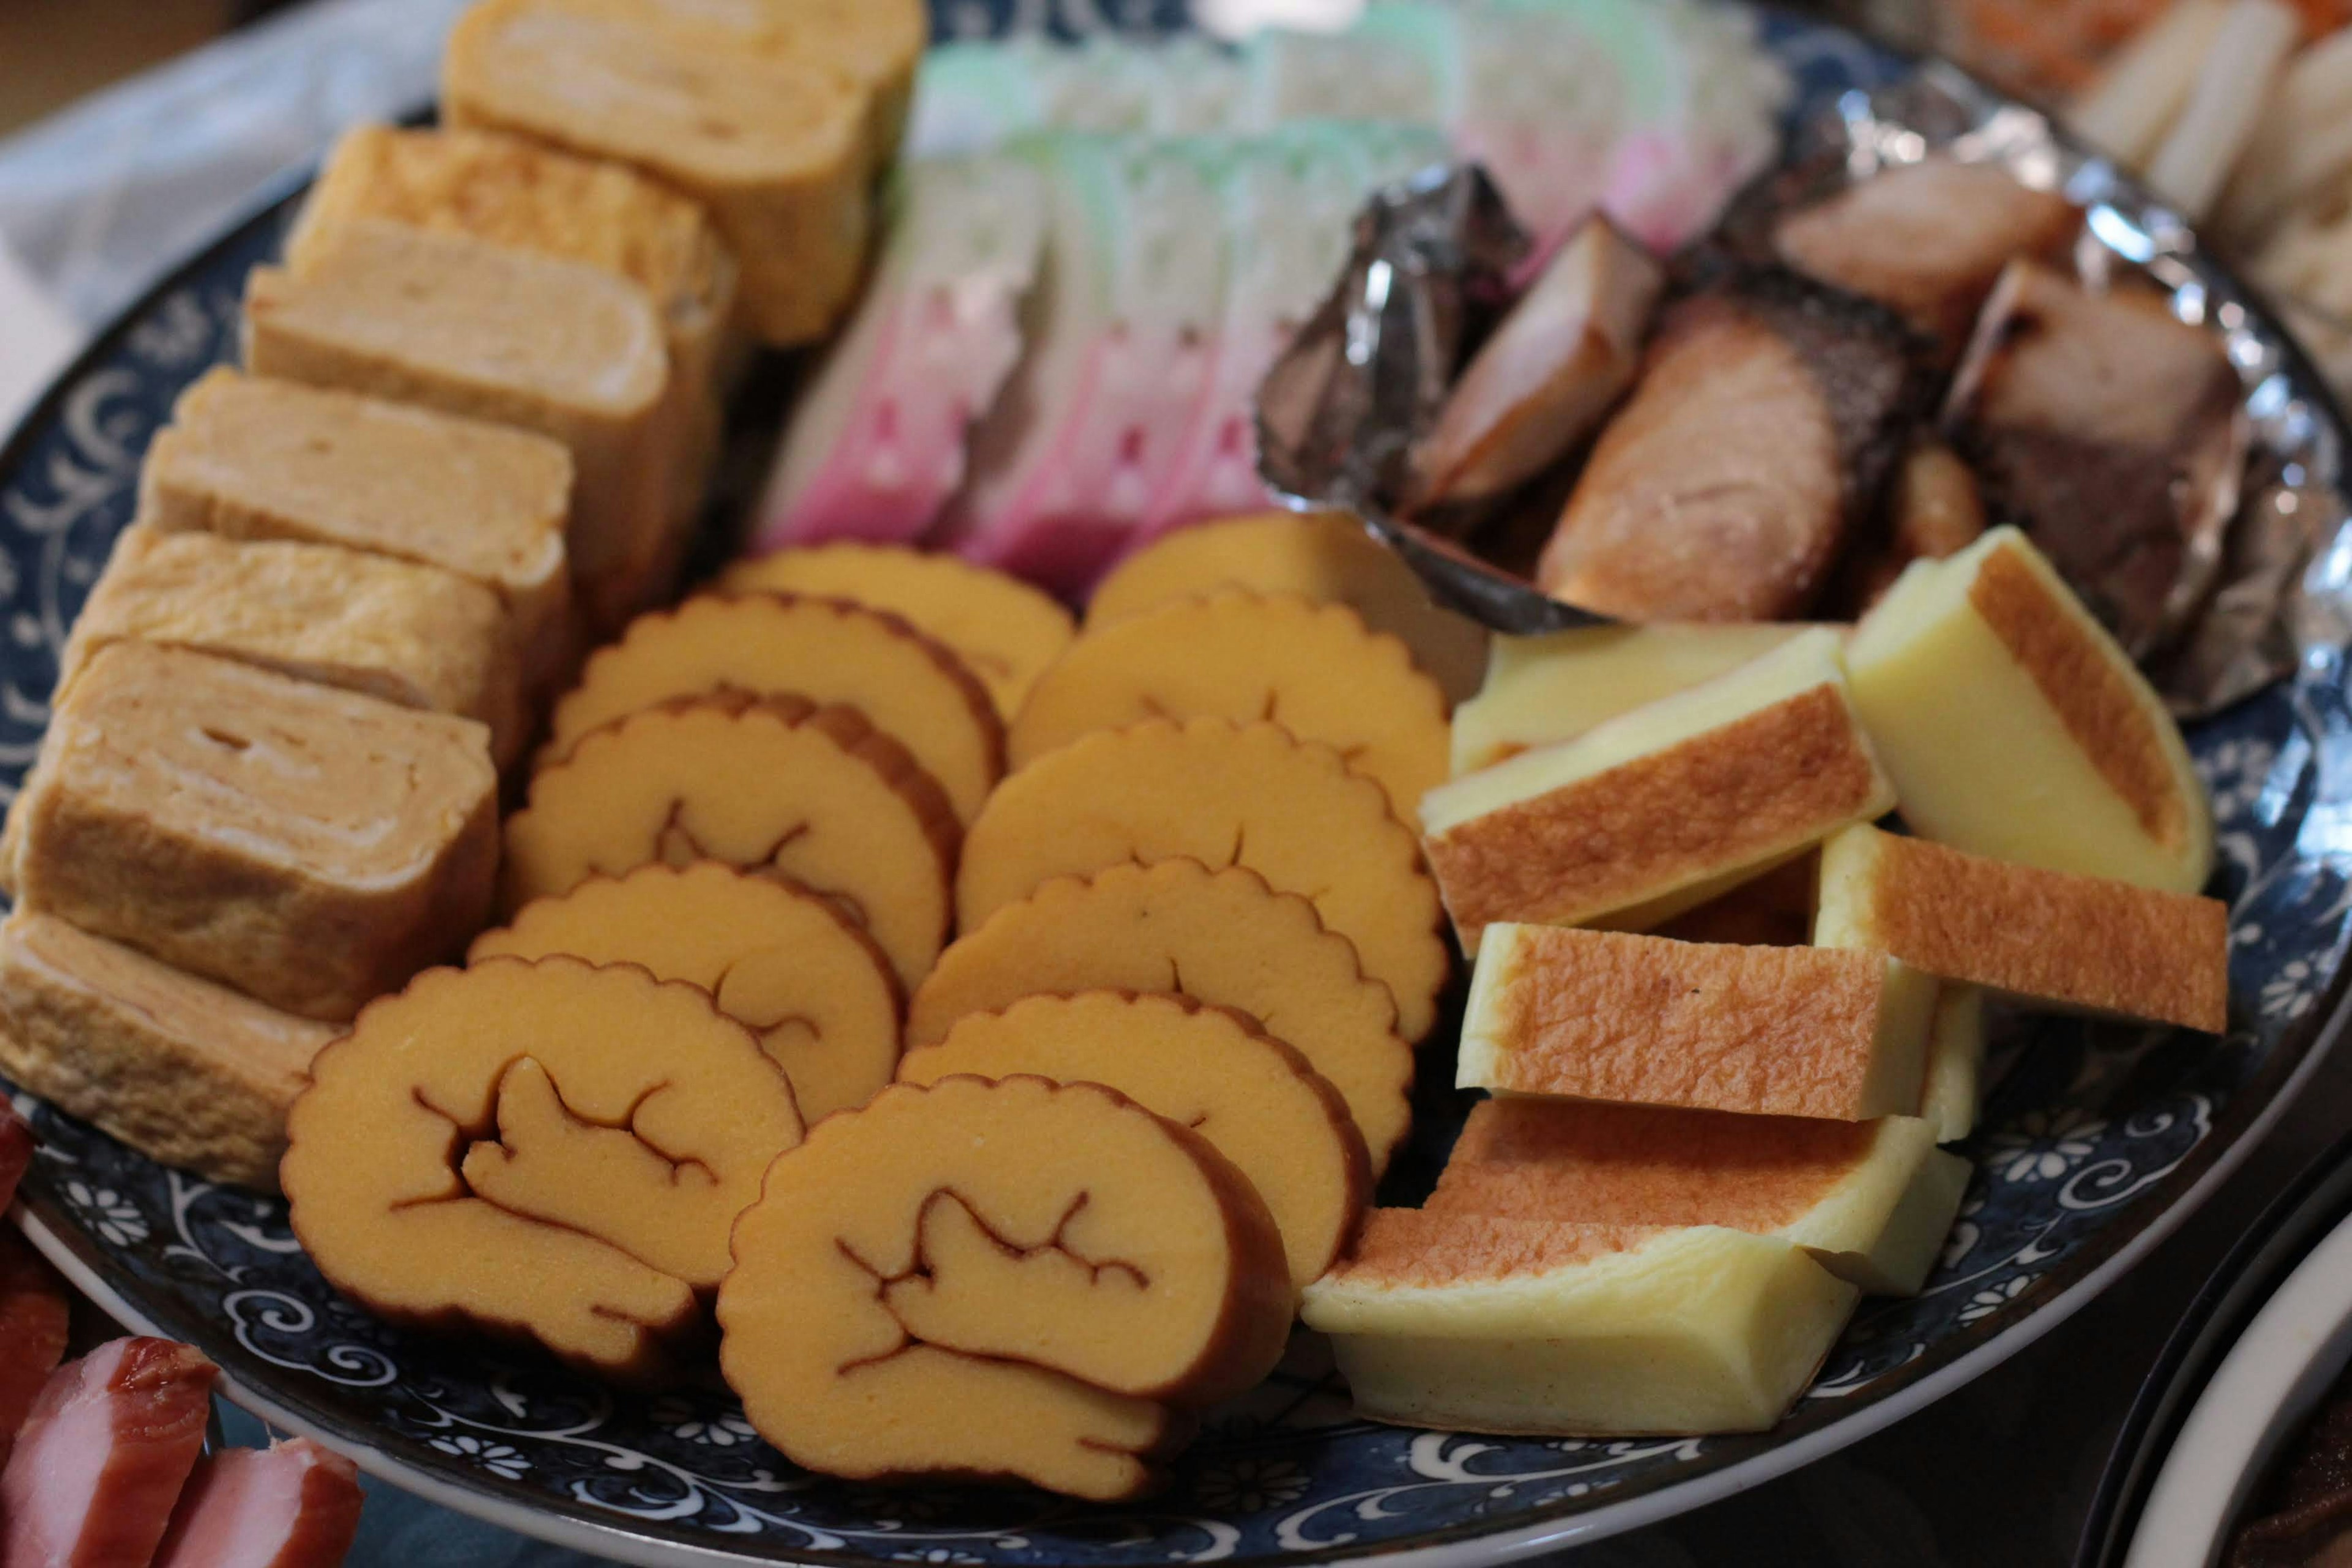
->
1;1339;218;1568
0;1231;71;1466
1942;259;2247;658
154;1439;365;1568
1773;158;2079;351
1536;266;1919;621
0;1106;28;1212
1412;215;1664;509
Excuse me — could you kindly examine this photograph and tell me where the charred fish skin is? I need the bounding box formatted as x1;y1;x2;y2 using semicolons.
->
1941;259;2247;658
1536;260;1926;622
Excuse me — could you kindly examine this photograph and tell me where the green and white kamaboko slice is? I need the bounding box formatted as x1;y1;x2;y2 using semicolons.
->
1145;121;1449;535
945;133;1230;592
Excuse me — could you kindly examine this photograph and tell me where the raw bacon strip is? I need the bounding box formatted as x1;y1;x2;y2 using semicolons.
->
1;1337;219;1568
0;1107;30;1212
752;156;1047;552
0;1230;70;1466
154;1440;364;1568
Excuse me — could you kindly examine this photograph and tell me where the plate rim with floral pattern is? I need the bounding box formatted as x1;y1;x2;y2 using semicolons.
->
7;8;2352;1567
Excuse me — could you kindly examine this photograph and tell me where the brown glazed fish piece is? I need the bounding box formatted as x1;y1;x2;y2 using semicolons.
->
1943;259;2246;657
1774;158;2080;352
1536;266;1920;621
1411;216;1664;507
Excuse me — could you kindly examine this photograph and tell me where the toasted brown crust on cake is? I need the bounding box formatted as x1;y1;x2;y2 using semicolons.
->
1969;543;2185;846
1845;829;2227;1031
1477;927;1904;1118
1427;686;1882;943
1430;1098;1877;1231
1324;1209;1660;1288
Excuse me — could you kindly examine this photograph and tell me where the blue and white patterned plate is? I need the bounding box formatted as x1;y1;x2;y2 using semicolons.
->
7;7;2352;1566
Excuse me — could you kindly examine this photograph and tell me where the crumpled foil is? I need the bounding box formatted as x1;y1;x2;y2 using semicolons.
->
1257;61;2352;717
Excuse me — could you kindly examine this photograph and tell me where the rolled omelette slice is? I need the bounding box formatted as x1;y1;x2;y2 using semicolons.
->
545;592;1003;826
284;958;804;1382
472;862;902;1123
1085;510;1489;706
443;0;877;346
1301;1212;1859;1437
898;991;1371;1287
717;1076;1292;1500
907;859;1414;1175
243;219;675;630
723;545;1075;720
1845;526;2214;895
9;642;498;1023
139;368;572;693
1008;591;1451;824
0;910;335;1192
956;717;1447;1041
502;693;959;989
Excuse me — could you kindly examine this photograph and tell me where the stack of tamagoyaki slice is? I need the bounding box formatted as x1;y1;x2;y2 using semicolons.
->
0;0;920;1193
1306;526;2233;1441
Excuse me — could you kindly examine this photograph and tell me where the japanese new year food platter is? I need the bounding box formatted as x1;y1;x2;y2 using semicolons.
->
4;4;2351;1565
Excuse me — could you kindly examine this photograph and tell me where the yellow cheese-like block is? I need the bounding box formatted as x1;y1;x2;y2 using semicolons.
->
1428;1098;1967;1297
1814;824;2230;1034
1845;526;2212;894
1458;922;1935;1122
1451;624;1811;775
1421;628;1894;951
1921;986;1987;1144
1301;1215;1858;1436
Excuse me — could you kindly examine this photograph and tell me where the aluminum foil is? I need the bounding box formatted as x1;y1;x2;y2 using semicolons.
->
1257;61;2352;716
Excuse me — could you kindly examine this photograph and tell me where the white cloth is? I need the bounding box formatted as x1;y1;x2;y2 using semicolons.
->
0;0;467;329
0;235;79;437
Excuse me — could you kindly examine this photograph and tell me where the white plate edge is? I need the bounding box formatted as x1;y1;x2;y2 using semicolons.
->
2123;1196;2352;1566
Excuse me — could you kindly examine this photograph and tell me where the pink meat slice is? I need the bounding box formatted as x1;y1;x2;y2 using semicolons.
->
0;1230;72;1467
153;1440;364;1568
0;1109;31;1212
2;1337;219;1568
